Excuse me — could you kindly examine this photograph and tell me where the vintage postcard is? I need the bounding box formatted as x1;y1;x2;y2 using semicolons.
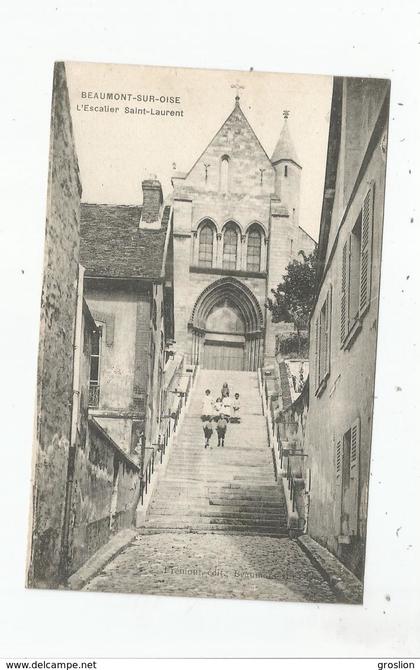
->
27;61;389;603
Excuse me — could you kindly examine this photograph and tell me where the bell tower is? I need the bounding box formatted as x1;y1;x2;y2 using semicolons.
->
271;110;302;225
265;111;304;364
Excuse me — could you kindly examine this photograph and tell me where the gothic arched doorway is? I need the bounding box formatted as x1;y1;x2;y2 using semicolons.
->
189;278;264;371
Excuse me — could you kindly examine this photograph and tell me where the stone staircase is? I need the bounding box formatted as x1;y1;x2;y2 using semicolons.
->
142;369;289;537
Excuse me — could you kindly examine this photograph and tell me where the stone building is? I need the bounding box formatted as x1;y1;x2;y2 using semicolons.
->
79;180;174;458
28;63;154;587
27;62;88;587
304;77;390;578
172;96;315;370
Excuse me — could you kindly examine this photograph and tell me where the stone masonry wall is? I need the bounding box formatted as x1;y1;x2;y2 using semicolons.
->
68;418;141;575
28;62;82;587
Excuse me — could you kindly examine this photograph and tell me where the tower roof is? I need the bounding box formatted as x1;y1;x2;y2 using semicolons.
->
271;113;301;167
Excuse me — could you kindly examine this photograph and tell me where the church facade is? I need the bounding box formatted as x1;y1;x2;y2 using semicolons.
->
171;96;315;370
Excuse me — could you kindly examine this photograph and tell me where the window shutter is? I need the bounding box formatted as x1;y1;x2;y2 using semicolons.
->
340;240;349;343
359;184;375;315
327;286;332;376
335;436;343;535
314;317;319;390
319;310;325;381
348;417;361;535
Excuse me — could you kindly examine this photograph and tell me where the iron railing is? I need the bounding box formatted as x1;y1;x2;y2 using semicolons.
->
88;383;100;408
138;362;197;505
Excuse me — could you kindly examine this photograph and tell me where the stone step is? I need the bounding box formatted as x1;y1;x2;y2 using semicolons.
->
163;477;275;486
148;515;288;526
167;464;273;472
167;456;272;462
150;488;285;500
165;472;274;480
175;443;266;449
153;491;286;504
182;414;266;421
148;506;287;520
155;482;283;493
170;444;271;452
179;427;266;435
168;453;272;461
143;515;287;528
170;447;269;455
153;496;285;507
138;527;289;538
142;519;288;535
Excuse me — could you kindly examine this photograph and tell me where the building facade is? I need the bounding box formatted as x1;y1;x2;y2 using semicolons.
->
28;63;150;586
80;180;174;458
305;77;390;578
28;62;86;587
171;97;315;370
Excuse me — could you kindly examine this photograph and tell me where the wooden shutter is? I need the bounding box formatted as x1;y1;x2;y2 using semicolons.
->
340;240;349;343
335;436;343;535
359;184;375;315
320;307;325;381
325;287;332;378
328;286;332;374
348;417;360;535
314;316;319;390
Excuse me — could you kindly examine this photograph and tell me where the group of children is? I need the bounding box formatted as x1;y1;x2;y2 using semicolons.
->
201;382;241;449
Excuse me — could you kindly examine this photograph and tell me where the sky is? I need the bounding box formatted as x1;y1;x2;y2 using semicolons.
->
66;62;332;241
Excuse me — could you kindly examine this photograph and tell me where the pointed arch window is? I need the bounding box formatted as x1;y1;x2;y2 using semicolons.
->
247;225;262;272
223;222;239;270
198;222;214;268
220;155;230;193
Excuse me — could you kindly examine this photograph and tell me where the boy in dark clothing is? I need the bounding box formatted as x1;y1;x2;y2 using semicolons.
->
202;419;213;449
216;414;228;447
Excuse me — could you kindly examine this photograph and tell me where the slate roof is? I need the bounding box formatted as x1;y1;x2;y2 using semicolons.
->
271;118;301;166
80;203;169;280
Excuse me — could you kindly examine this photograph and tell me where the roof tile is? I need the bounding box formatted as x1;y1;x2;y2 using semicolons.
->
80;203;169;280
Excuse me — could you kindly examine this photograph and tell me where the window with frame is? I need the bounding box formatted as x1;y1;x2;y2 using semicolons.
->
335;417;360;538
314;287;332;395
222;223;239;270
247;226;262;272
340;183;375;348
89;325;102;407
198;223;214;268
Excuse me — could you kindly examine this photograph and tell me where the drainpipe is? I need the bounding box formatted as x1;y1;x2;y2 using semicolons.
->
59;264;85;579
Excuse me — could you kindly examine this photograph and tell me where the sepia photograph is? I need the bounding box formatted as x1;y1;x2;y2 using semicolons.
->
27;60;390;605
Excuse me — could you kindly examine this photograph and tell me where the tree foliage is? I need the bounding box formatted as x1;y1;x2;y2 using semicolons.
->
266;250;318;333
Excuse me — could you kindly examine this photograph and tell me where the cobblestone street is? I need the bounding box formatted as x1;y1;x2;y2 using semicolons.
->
84;531;337;602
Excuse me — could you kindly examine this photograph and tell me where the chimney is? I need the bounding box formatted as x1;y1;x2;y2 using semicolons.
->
140;175;163;230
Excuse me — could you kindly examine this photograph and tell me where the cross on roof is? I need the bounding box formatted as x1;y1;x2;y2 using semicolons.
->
231;82;245;103
283;110;290;119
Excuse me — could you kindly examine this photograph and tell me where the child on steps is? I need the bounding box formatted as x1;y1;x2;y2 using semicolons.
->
216;414;228;447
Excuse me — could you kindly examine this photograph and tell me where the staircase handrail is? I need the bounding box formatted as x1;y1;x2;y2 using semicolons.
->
138;362;198;508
